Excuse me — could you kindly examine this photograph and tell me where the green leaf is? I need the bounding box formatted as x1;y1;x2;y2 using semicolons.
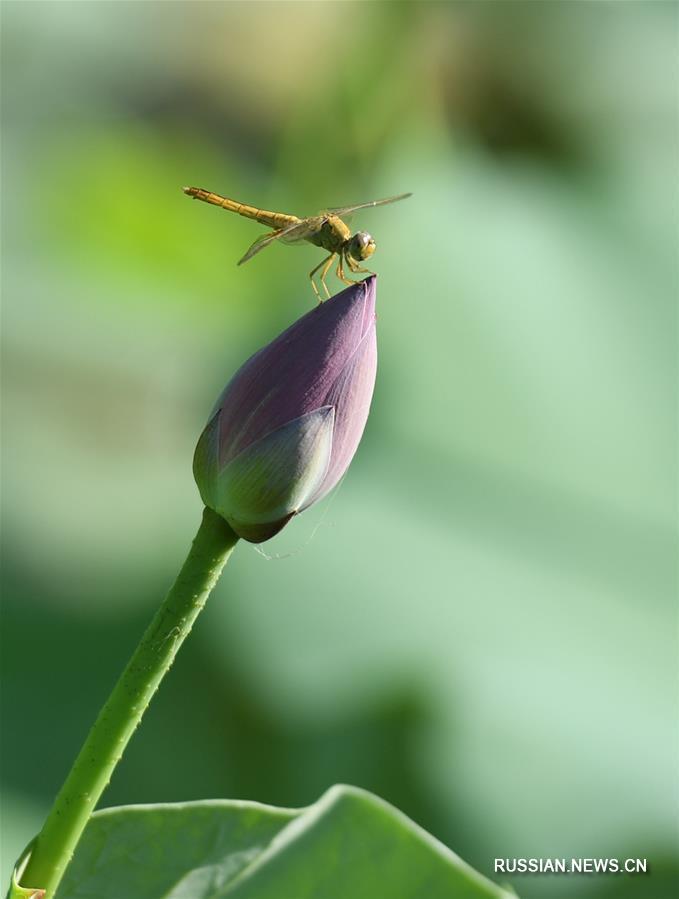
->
8;843;44;899
46;785;512;899
8;875;44;899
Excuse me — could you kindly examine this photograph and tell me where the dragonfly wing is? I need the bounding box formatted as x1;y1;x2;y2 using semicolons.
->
237;217;325;264
279;215;325;244
326;192;412;217
238;231;283;266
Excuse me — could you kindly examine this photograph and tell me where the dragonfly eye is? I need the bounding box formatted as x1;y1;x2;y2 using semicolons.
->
350;231;376;261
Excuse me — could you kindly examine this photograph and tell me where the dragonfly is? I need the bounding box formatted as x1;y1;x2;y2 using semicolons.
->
183;186;412;300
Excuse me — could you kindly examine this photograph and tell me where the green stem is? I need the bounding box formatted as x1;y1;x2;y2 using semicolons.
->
20;507;239;898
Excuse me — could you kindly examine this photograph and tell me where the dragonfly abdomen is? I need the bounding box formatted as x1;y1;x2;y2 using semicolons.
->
182;187;299;230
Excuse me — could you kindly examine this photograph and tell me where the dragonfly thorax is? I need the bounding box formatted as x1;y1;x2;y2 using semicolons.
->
347;231;376;262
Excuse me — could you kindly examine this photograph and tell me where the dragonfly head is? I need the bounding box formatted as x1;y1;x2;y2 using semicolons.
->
347;231;376;262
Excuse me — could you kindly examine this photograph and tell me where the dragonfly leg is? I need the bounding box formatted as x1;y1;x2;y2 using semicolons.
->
319;254;335;299
336;252;358;286
346;254;375;276
309;253;335;302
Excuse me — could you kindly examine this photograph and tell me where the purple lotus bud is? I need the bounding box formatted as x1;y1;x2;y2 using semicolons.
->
194;277;377;542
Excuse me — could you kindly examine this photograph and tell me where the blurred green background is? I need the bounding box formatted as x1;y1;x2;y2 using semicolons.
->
1;2;677;897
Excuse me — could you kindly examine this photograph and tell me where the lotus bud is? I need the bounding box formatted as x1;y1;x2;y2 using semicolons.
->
194;277;377;542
